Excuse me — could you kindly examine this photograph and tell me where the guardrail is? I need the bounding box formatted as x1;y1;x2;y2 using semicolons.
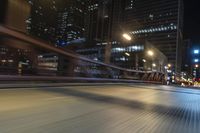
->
0;75;163;84
0;25;165;83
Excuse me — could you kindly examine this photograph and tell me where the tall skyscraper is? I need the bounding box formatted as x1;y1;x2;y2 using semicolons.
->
27;0;58;43
56;1;86;46
85;0;114;45
27;0;115;46
28;0;88;46
115;0;184;72
27;0;90;75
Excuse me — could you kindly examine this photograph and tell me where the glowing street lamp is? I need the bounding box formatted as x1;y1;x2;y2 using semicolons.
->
125;52;130;56
142;59;147;63
168;64;172;68
147;50;154;56
152;63;156;67
164;66;168;70
195;64;199;68
122;33;132;41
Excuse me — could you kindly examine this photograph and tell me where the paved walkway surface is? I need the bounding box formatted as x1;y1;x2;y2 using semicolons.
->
0;84;200;133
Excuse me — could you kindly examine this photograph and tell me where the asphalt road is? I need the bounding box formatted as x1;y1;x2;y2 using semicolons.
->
0;84;200;133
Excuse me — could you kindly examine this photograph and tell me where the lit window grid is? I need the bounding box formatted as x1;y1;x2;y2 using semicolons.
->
194;59;199;63
131;25;177;35
112;45;144;53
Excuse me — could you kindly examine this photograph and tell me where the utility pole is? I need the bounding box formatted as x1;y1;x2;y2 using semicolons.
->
135;53;139;70
104;0;114;64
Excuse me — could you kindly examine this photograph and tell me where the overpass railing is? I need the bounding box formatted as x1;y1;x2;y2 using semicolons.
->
0;25;166;83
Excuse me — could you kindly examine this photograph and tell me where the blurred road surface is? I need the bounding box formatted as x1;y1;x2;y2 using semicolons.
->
0;83;200;133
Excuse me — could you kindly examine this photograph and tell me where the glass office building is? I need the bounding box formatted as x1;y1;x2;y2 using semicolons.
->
119;0;183;72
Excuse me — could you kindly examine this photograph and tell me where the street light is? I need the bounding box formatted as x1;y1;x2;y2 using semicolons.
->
142;59;147;63
168;64;172;68
195;64;199;68
125;52;130;56
142;59;147;71
147;50;154;71
147;50;154;57
122;33;140;70
122;33;132;41
152;63;156;67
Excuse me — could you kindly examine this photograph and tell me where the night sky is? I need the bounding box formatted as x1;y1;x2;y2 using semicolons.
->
183;0;200;40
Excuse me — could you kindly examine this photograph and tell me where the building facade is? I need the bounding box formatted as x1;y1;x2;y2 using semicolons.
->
28;0;89;46
85;0;114;45
56;1;86;46
27;0;58;44
77;41;168;73
181;40;192;76
0;0;38;75
115;0;184;72
84;0;184;71
191;44;200;80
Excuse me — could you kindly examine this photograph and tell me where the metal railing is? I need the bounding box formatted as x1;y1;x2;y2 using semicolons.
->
0;25;165;83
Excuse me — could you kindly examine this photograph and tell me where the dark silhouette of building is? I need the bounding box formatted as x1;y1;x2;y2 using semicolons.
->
27;0;58;44
0;0;38;75
0;0;7;23
28;0;88;46
56;1;86;46
85;0;116;45
181;40;192;75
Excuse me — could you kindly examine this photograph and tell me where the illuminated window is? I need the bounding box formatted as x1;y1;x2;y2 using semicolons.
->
194;49;199;54
194;59;199;63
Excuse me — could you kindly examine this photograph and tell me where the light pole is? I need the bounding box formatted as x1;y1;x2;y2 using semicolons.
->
147;50;154;71
122;33;138;70
105;30;132;64
104;0;114;64
122;33;139;70
152;63;156;71
142;59;147;71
